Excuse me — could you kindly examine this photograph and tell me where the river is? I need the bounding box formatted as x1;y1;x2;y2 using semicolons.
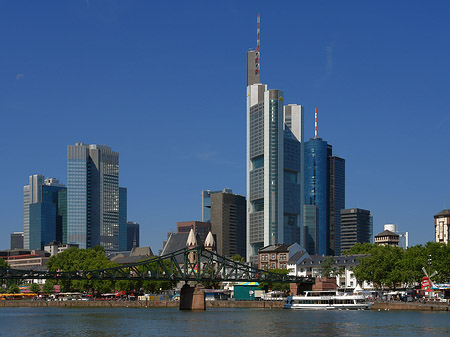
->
1;307;449;336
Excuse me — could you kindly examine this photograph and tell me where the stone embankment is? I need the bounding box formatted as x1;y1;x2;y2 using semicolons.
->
372;301;450;311
1;300;284;309
2;300;448;311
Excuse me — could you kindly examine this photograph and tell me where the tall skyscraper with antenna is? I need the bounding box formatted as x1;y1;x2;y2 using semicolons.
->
304;108;345;256
246;15;304;264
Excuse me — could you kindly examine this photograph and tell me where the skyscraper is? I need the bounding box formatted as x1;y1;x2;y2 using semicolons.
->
119;187;128;251
210;190;246;258
328;156;345;255
23;175;66;250
201;188;232;222
10;232;24;250
246;16;304;263
340;208;373;252
303;138;329;255
303;109;345;256
67;143;122;251
126;221;140;250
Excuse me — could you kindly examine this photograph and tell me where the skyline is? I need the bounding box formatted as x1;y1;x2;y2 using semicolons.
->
1;1;450;252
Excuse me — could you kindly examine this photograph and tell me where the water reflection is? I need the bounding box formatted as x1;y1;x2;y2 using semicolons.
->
0;307;449;337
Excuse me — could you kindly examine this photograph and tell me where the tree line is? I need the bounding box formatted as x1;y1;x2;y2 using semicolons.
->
344;242;450;289
1;247;176;295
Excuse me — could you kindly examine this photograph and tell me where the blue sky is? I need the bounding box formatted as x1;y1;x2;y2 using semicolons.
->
1;1;449;251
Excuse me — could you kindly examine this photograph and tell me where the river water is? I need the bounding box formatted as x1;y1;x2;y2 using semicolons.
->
1;307;449;336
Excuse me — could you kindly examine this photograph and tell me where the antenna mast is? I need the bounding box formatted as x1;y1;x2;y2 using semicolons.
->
255;14;260;76
315;107;318;138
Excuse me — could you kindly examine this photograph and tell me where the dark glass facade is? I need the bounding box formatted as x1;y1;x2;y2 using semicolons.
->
340;208;372;252
328;156;345;255
126;221;140;250
304;138;328;255
119;187;127;251
303;204;319;254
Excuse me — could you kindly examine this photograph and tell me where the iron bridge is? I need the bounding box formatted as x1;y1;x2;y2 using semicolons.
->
0;246;314;284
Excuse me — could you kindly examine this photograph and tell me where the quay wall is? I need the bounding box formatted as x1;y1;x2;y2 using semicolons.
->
2;300;448;311
372;302;450;311
0;300;284;309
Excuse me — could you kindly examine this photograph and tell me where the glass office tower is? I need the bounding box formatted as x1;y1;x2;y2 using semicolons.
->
304;138;329;255
246;82;304;264
328;156;345;255
67;143;121;251
23;175;66;250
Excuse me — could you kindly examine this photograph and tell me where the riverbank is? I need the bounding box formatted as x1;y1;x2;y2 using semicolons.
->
2;300;449;311
0;299;284;309
372;301;450;311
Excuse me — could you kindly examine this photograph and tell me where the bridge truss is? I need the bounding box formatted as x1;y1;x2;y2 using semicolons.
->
0;246;313;284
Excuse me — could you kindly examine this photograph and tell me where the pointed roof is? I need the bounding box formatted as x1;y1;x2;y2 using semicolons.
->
204;231;215;248
434;209;450;218
186;228;197;247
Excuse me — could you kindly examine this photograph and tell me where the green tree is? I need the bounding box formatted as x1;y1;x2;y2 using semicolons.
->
29;283;41;294
343;243;375;255
352;245;403;289
8;284;20;294
320;256;339;277
424;242;450;283
261;268;290;293
42;281;54;294
47;246;118;294
230;254;245;263
0;259;9;269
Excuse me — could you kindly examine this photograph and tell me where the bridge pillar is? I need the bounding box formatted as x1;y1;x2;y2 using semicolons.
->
179;283;205;310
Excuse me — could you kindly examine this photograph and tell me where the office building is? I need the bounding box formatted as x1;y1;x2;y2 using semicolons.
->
119;187;128;251
340;208;373;252
67;143;123;251
126;221;140;251
210;190;246;258
384;224;409;249
176;221;211;243
328;156;345;255
10;232;24;250
246;17;304;264
201;188;232;222
303;204;319;255
23;175;66;250
303;138;329;255
304;118;345;256
434;209;450;244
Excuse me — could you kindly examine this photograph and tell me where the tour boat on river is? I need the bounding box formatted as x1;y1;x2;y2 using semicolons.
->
284;290;373;310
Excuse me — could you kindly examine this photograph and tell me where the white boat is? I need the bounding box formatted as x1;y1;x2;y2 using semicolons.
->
284;290;373;310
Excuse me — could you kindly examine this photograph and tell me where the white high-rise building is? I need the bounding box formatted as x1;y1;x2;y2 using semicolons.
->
246;83;304;264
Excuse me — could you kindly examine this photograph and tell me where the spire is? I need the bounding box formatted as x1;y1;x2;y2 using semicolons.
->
186;228;197;247
204;231;215;251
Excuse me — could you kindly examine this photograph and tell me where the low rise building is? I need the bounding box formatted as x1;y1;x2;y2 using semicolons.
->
374;230;399;246
258;243;303;270
44;241;79;256
289;254;372;290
